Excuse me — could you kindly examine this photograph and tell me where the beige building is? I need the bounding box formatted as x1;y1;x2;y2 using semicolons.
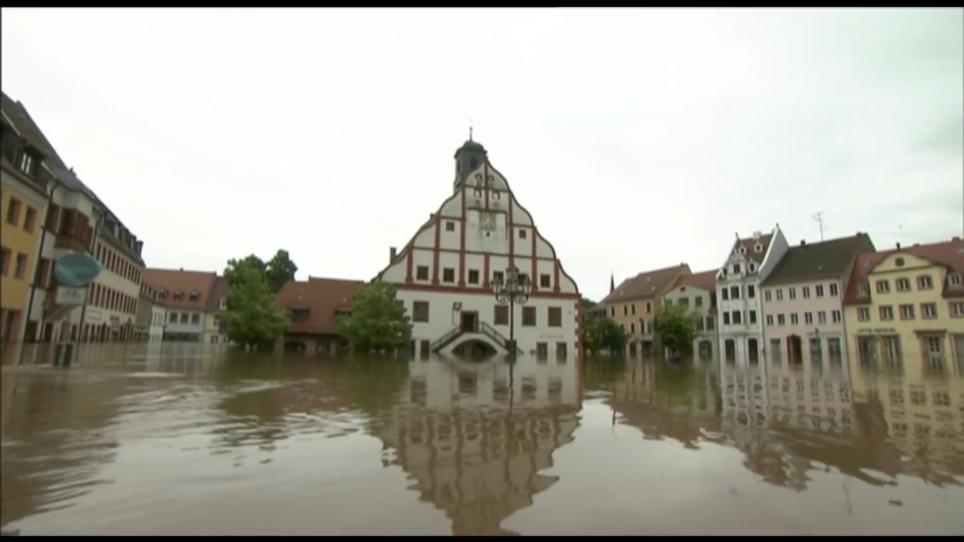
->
599;264;690;357
761;233;875;368
661;269;718;360
843;238;964;374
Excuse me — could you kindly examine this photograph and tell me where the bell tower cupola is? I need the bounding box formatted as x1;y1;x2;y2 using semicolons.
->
453;127;487;192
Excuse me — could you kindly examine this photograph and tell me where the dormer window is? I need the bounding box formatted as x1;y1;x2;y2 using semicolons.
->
17;151;35;176
159;289;168;300
739;246;747;255
732;264;741;274
173;290;184;301
749;263;756;272
755;244;762;253
950;273;962;287
290;308;310;322
189;291;200;302
858;281;869;296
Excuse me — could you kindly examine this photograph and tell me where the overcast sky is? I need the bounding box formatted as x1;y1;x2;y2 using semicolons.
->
2;8;961;302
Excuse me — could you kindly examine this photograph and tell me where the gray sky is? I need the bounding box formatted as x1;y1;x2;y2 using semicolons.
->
2;8;961;302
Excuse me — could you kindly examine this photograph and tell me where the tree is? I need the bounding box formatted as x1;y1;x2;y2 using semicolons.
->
336;281;412;353
652;303;700;356
222;265;288;350
583;313;628;355
265;249;298;293
224;254;266;287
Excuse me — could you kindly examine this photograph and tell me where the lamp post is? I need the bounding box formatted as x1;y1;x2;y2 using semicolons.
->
491;265;532;362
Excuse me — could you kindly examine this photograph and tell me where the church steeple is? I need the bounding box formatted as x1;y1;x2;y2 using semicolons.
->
453;131;487;192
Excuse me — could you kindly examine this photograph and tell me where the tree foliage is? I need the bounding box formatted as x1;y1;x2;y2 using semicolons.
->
583;313;628;354
336;281;412;352
265;249;298;293
652;303;700;355
222;265;288;350
224;254;267;288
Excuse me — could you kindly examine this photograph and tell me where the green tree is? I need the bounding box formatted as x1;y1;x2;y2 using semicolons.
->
224;254;266;287
652;303;700;356
583;313;628;354
265;249;298;293
222;266;288;350
336;281;412;353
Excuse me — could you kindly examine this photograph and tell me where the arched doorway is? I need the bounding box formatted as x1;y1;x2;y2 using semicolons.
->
452;339;497;360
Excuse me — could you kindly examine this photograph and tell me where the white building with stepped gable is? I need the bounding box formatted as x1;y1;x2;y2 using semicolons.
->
375;137;581;360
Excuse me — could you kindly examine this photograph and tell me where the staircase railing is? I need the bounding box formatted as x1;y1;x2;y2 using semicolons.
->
480;322;522;354
430;325;463;352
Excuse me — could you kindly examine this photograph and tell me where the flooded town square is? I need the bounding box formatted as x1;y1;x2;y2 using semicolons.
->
2;343;962;535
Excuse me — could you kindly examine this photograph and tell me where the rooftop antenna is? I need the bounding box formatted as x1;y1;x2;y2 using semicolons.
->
812;211;825;242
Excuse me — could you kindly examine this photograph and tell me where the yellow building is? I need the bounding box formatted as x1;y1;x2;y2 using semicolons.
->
1;115;50;344
598;264;690;356
842;238;964;375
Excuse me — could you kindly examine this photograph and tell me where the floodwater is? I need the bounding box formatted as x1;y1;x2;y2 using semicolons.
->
1;343;963;535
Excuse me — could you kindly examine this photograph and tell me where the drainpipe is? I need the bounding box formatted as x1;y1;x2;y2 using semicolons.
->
20;182;58;364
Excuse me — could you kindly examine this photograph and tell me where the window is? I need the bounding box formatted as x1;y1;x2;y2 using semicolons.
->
765;290;771;302
679;298;689;307
630;322;635;334
416;265;429;281
35;257;50;288
0;247;10;277
556;342;567;362
747;285;755;298
610;306;615;317
494;305;508;325
442;267;455;283
918;275;933;290
159;289;168;300
191;313;200;324
445;221;455;232
519;228;527;239
770;339;782;363
723;312;731;325
817;311;827;324
776;289;784;301
788;287;796;300
830;283;839;296
6;198;21;226
493;271;504;284
695;296;702;307
733;264;741;274
810;337;823;362
468;269;479;285
722;288;729;301
730;286;740;299
169;312;177;323
950;302;964;318
790;313;798;325
189;291;200;302
766;314;774;326
413;301;429;322
815;285;824;297
749;310;757;324
665;299;672;306
951;274;962;287
921;303;937;319
857;307;870;321
899;304;915;320
876;280;890;293
858;281;869;296
832;310;841;323
548;307;562;327
540;273;550;288
623;305;628;315
733;310;742;324
14;253;27;279
802;286;811;299
522;306;536;326
705;316;714;330
879;305;894;321
173;290;184;301
777;314;785;326
896;278;910;292
23;207;36;233
180;312;189;324
17;152;34;175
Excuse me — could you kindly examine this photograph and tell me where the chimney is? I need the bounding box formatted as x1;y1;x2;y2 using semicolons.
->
801;239;806;247
753;231;761;240
896;242;901;250
389;247;397;262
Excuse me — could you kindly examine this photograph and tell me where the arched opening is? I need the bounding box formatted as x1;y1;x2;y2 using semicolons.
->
724;339;736;364
452;339;497;360
698;340;713;361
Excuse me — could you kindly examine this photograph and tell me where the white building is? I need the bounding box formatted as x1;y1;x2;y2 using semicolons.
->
376;138;582;359
716;226;789;365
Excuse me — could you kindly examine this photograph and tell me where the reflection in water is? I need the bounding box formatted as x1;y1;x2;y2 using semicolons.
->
374;356;580;535
2;343;963;534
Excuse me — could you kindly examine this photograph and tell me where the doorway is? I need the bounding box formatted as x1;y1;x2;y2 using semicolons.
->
787;335;803;366
461;311;478;333
724;339;736;363
748;338;759;365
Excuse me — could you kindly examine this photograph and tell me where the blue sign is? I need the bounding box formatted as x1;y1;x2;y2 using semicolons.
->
54;252;104;288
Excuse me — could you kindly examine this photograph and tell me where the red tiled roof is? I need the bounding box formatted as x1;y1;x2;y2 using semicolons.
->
142;268;218;311
674;269;718;291
205;275;231;312
843;238;964;305
274;277;366;335
730;233;773;265
600;264;690;305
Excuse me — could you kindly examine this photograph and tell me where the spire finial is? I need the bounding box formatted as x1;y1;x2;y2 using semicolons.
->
469;119;473;141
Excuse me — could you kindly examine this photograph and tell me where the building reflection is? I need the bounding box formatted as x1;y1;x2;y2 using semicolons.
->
373;354;580;535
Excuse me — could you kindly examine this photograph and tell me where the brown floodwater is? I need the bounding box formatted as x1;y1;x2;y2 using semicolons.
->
1;342;962;535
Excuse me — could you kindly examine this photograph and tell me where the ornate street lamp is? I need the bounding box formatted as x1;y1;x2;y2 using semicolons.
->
491;265;532;361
